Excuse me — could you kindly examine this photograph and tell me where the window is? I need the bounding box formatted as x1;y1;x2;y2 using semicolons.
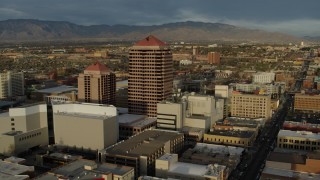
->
11;118;14;121
11;128;15;131
11;123;15;126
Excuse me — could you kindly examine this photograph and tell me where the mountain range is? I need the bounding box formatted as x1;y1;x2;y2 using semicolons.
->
0;19;303;43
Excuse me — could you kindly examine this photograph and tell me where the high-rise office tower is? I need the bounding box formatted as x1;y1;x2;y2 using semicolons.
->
128;35;173;117
78;61;116;105
0;71;24;99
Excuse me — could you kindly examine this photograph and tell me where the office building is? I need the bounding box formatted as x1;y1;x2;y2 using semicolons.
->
261;152;320;179
99;130;184;178
0;71;24;99
0;104;49;155
128;35;173;117
294;93;320;112
204;130;256;147
208;52;221;64
78;61;116;105
231;92;272;119
277;130;320;151
156;153;227;180
252;72;275;84
52;103;118;150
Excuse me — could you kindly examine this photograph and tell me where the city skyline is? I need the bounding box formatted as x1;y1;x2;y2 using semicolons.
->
0;0;320;37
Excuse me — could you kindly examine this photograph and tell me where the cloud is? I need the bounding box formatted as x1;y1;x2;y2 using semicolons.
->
0;8;29;18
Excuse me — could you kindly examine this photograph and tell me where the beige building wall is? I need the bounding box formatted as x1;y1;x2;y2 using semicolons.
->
294;94;320;112
0;104;47;134
231;93;271;119
215;85;229;98
54;114;118;150
277;131;320;151
0;127;49;155
187;95;217;125
157;102;185;131
155;154;178;178
184;117;211;132
203;133;255;147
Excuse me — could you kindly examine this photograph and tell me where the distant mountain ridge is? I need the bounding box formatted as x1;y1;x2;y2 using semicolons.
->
0;19;302;43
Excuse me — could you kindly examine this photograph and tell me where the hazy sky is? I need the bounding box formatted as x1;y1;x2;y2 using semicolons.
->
1;0;320;36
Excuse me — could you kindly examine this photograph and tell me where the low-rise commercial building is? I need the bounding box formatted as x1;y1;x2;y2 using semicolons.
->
204;130;256;147
180;143;244;172
119;114;157;140
214;118;260;133
261;152;320;179
277;130;320;151
99;130;184;178
156;153;227;180
35;159;134;180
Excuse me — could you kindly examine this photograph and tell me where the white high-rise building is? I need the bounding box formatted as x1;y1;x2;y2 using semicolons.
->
0;71;24;99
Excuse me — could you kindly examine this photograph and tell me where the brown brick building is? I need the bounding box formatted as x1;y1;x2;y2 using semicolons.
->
128;35;173;117
78;61;116;105
208;52;221;64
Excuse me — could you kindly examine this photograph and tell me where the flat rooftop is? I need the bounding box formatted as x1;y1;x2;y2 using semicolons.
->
267;152;305;164
3;131;23;136
96;163;134;176
262;167;320;179
0;101;15;108
47;153;82;162
0;173;29;180
4;157;25;164
207;130;255;138
54;112;113;120
104;130;183;157
52;159;98;177
0;160;34;176
36;85;77;94
169;162;225;178
278;130;320;139
118;114;145;124
130;117;157;128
